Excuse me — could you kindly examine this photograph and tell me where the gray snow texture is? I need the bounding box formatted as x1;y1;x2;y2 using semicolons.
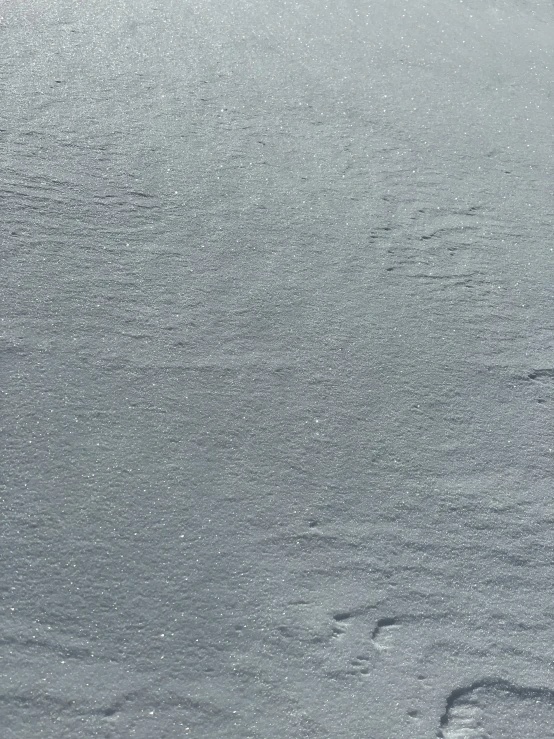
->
2;0;554;736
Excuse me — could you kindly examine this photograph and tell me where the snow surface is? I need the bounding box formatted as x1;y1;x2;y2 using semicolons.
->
2;0;554;736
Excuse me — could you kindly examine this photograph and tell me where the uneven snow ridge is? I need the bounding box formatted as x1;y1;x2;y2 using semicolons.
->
2;0;554;736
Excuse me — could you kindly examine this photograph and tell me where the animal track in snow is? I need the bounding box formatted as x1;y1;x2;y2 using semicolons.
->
526;368;554;383
371;617;400;650
348;655;371;676
523;369;554;403
438;679;554;739
331;612;351;640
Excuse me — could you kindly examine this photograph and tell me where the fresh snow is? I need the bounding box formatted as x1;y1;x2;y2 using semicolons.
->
2;0;554;736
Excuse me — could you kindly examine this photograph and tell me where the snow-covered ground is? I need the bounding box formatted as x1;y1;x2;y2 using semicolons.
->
2;0;554;736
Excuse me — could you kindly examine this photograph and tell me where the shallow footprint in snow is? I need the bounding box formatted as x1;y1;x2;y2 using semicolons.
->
349;655;371;676
331;611;351;640
438;679;554;739
440;697;488;739
371;617;400;650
